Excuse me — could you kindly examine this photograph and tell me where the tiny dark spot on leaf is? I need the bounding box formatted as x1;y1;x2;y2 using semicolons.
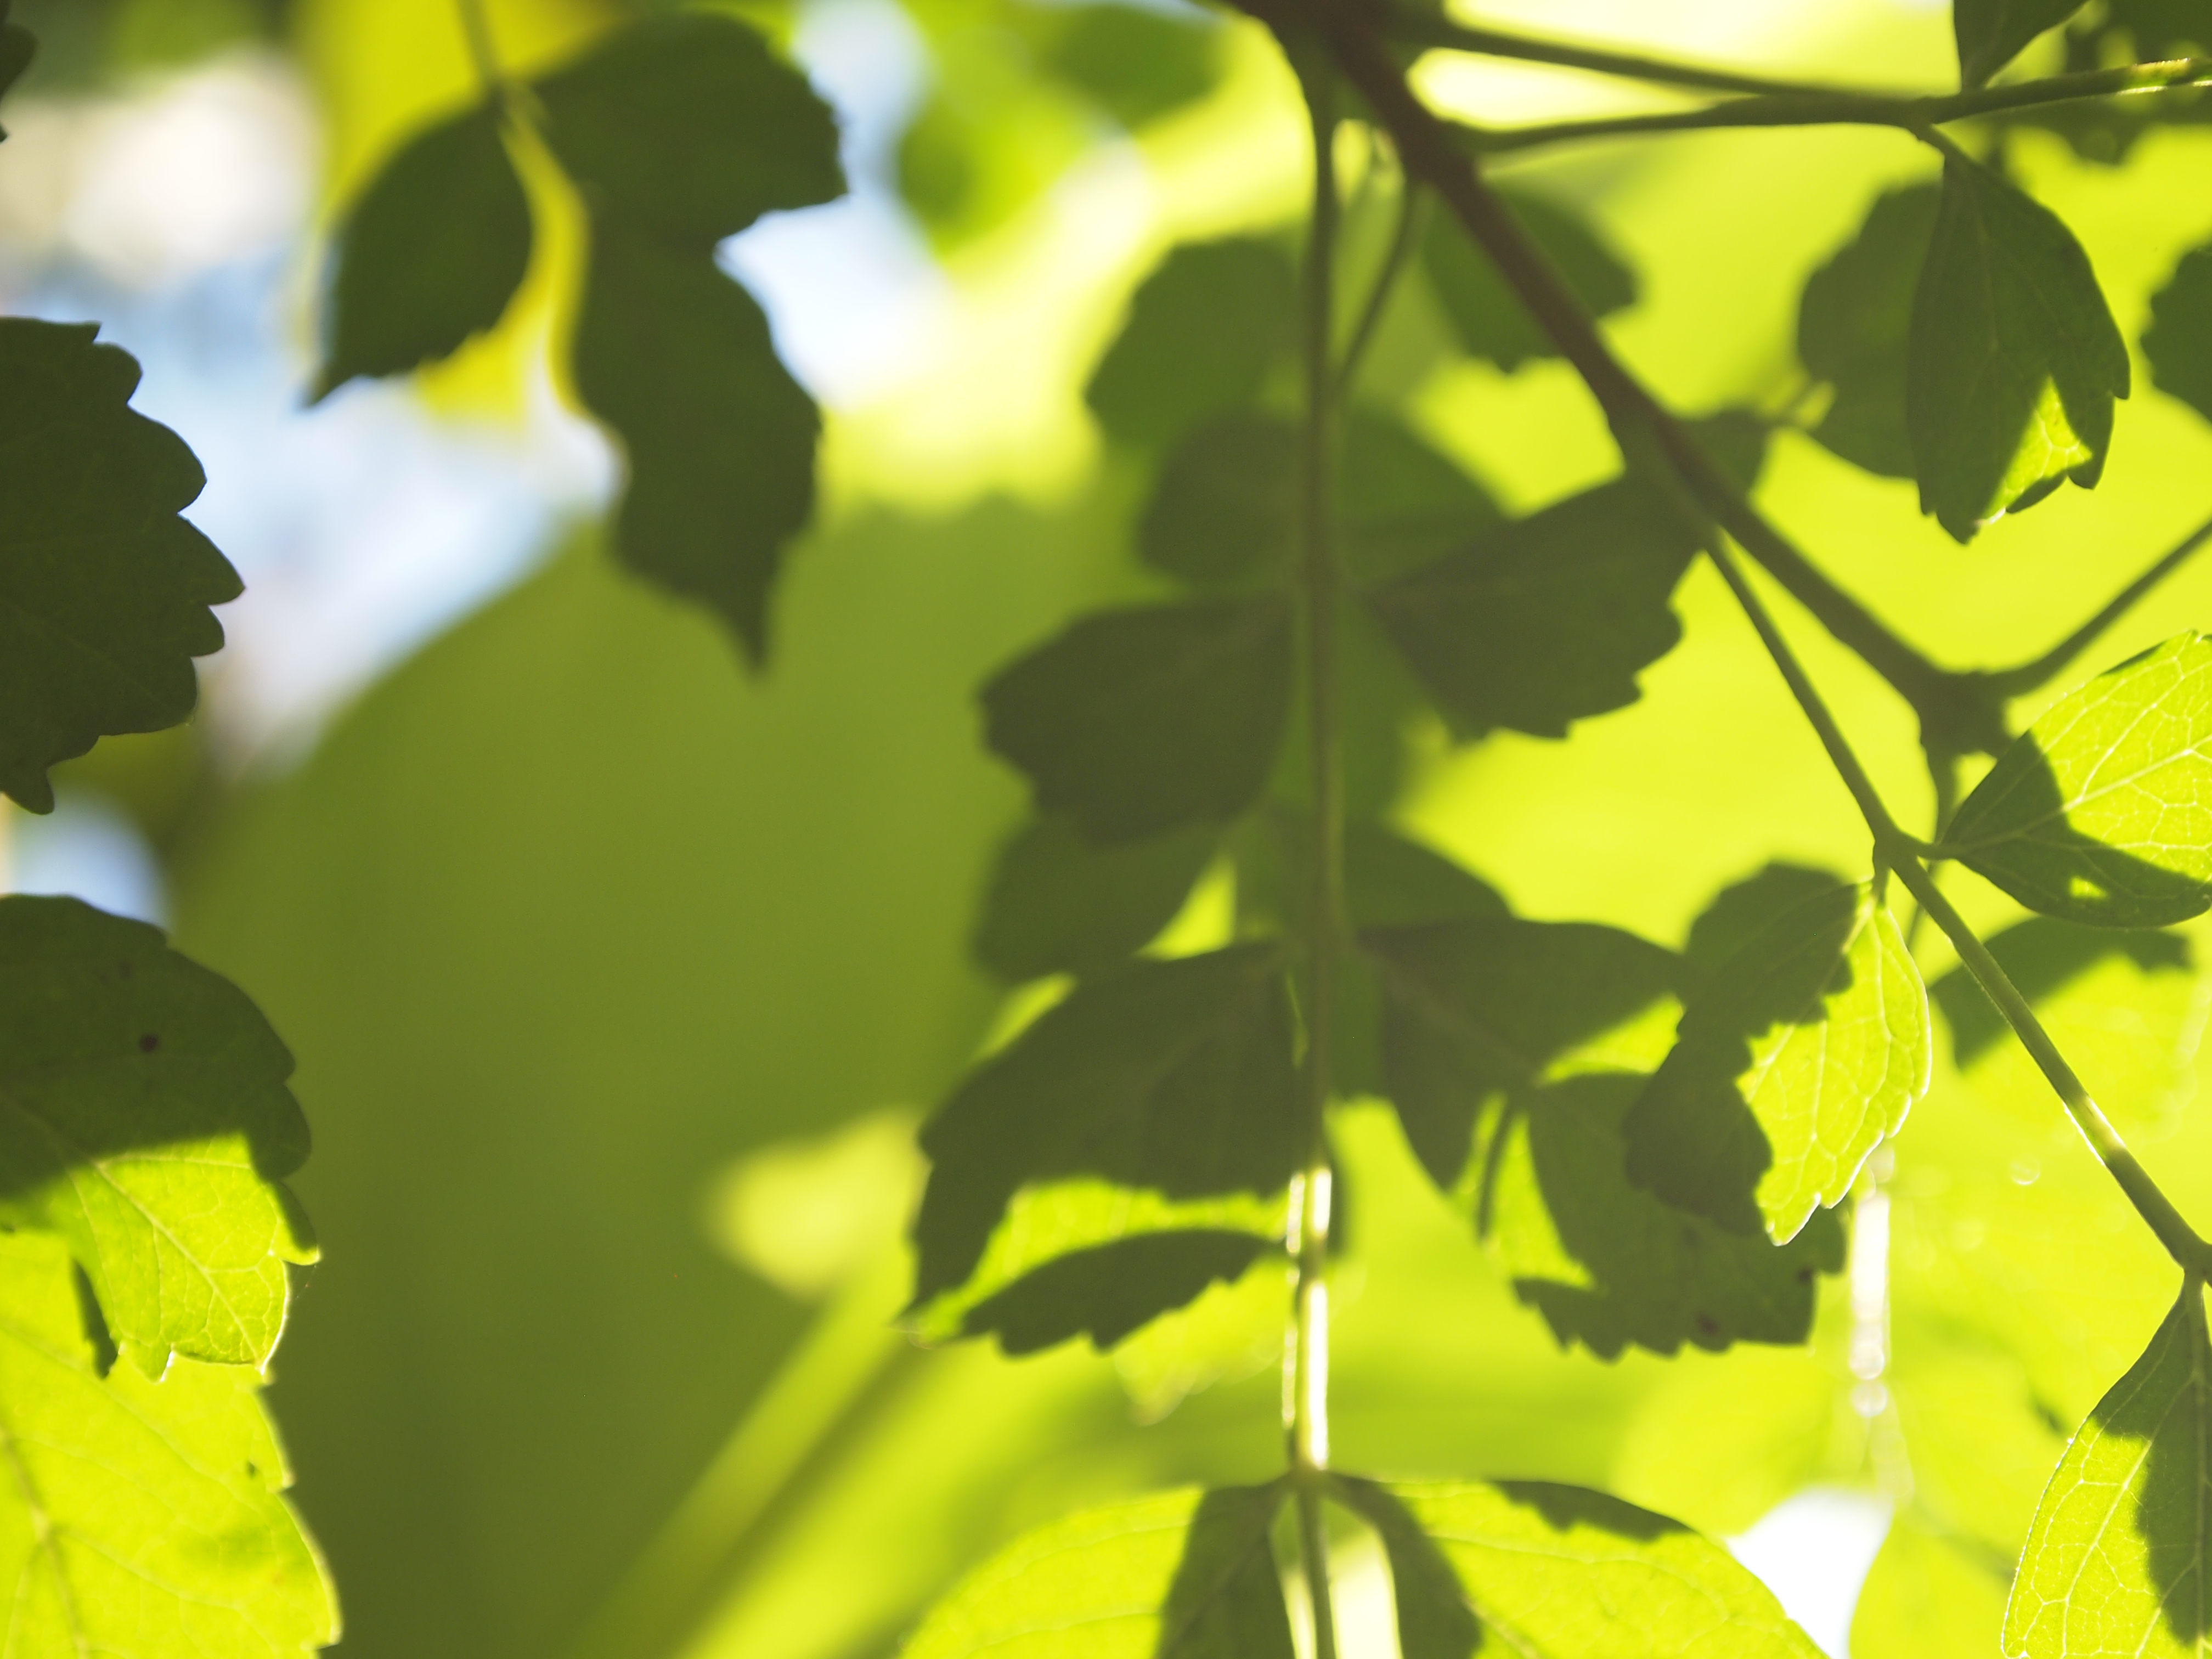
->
1694;1312;1720;1338
137;1033;159;1053
1796;1266;1815;1284
116;960;132;978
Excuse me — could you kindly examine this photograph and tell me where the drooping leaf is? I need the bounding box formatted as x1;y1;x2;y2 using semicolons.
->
973;816;1218;982
313;102;531;398
2004;1283;2212;1658
1334;1478;1824;1658
1624;881;1930;1242
1796;182;1940;479
1956;0;2087;86
0;896;313;1373
901;1483;1293;1659
1908;155;2129;541
1085;239;1299;448
1851;1510;2010;1659
911;944;1297;1307
0;1231;335;1657
1420;188;1636;371
0;319;239;814
1947;633;2212;927
956;1229;1276;1355
2143;243;2212;428
980;599;1294;843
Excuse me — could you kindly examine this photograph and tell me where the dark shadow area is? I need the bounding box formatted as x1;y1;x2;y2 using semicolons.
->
1154;1483;1295;1658
962;1231;1274;1355
1932;913;2191;1065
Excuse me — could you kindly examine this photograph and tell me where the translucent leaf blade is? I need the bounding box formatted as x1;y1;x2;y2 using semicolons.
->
1956;0;2089;86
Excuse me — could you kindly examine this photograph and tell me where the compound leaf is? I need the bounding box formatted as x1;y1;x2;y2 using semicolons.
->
902;1483;1292;1659
1956;0;2088;86
1422;188;1636;371
1909;155;2129;542
981;599;1294;843
1086;239;1299;449
973;816;1218;983
313;102;531;398
1948;633;2212;927
2143;243;2212;428
0;1231;335;1657
0;897;313;1373
0;320;238;814
1797;182;1941;479
1335;414;1503;585
1624;882;1930;1243
2004;1283;2212;1658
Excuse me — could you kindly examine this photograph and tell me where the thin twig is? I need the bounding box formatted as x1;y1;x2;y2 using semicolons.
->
1337;175;1425;396
455;0;509;105
1993;510;2212;696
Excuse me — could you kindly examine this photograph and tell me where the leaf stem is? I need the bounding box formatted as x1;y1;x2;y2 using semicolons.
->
1992;509;2212;695
455;0;509;105
1337;170;1424;397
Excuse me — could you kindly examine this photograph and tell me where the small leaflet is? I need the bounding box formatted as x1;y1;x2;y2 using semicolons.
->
1420;188;1636;371
1946;633;2212;927
2003;1283;2212;1658
955;1229;1275;1355
2143;244;2212;430
1955;0;2090;86
972;816;1219;983
1085;238;1299;449
1796;183;1940;480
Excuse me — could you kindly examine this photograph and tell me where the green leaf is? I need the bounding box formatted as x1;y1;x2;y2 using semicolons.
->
2004;1283;2212;1657
0;3;32;130
313;102;531;398
956;1229;1276;1355
911;944;1297;1307
0;319;239;814
1333;1478;1824;1658
0;896;313;1372
1797;182;1940;479
1365;476;1705;741
1851;1511;2010;1659
1624;881;1930;1243
1908;155;2129;542
535;13;844;247
1681;863;1851;995
1343;822;1506;929
1420;188;1635;371
0;1231;335;1657
1030;3;1224;131
901;1483;1292;1659
2143;243;2212;428
981;599;1294;843
571;217;819;664
1085;239;1299;449
1947;633;2212;927
1955;0;2087;86
1335;414;1503;586
973;816;1218;982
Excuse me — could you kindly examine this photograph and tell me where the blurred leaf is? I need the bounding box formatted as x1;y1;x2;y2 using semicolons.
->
1626;882;1929;1243
1956;0;2085;85
2144;243;2212;428
0;1;30;122
2107;0;2212;52
1681;863;1850;996
1336;414;1503;585
1334;1478;1823;1658
1139;413;1297;591
1796;182;1939;480
1908;156;2129;542
0;897;314;1374
958;1230;1276;1355
912;945;1297;1307
902;1485;1293;1659
1344;822;1506;929
314;103;532;398
1086;239;1299;449
0;320;237;814
1948;633;2212;927
974;816;1219;982
0;1231;335;1657
982;599;1294;843
1851;1510;2010;1659
1029;3;1223;131
1420;188;1635;371
2004;1283;2212;1658
1366;476;1705;741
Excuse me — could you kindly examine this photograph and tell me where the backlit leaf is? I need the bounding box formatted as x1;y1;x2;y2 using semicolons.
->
2143;243;2212;428
1421;188;1636;371
902;1483;1293;1659
1086;239;1299;449
1947;633;2212;927
973;816;1218;982
1624;882;1929;1242
981;599;1294;843
1797;182;1940;479
0;896;313;1373
1908;156;2129;541
1956;0;2087;86
2004;1283;2212;1658
0;319;238;813
313;102;531;398
1681;864;1850;996
1852;1510;2010;1659
0;1231;334;1657
953;1228;1276;1355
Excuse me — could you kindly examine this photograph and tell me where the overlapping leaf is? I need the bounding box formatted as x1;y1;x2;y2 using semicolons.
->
0;320;239;812
1421;188;1636;371
973;816;1218;982
2143;243;2212;427
1947;633;2212;927
1956;0;2087;86
1086;239;1299;448
1625;882;1929;1242
1797;183;1940;479
0;896;314;1373
1908;156;2129;541
1852;1511;2011;1659
0;1231;335;1657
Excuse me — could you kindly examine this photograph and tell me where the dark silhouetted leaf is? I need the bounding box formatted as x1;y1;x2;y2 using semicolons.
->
1626;882;1928;1243
0;3;31;131
960;1230;1273;1353
1947;633;2212;927
1344;822;1506;929
911;945;1296;1306
2004;1284;2211;1657
981;598;1294;842
0;319;238;813
314;103;531;398
1086;239;1299;448
1034;4;1223;130
1682;864;1850;995
1956;0;2087;85
1797;183;1940;479
1421;188;1635;371
0;896;313;1373
1336;414;1503;585
1333;1478;1481;1659
1139;413;1296;590
2144;243;2212;427
1909;156;2129;541
974;816;1218;982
